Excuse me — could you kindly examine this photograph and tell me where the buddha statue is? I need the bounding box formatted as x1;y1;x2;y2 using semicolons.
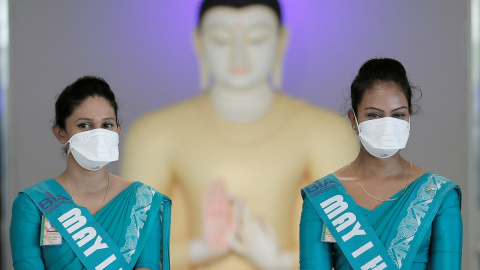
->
121;1;357;269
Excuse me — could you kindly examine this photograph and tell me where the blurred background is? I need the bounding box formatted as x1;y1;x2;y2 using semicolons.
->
1;0;479;269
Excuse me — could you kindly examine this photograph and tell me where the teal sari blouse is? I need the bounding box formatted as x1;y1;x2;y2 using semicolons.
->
10;180;171;270
300;173;462;269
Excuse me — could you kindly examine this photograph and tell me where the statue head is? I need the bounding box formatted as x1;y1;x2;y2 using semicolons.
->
198;0;282;25
195;0;288;91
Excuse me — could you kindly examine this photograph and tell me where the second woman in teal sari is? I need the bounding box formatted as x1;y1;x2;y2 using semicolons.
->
299;58;462;269
10;76;171;270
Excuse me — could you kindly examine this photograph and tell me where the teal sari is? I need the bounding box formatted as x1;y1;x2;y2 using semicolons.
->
300;173;462;270
10;179;171;270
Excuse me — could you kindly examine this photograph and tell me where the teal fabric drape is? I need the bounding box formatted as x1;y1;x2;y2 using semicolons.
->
300;173;462;270
11;180;171;270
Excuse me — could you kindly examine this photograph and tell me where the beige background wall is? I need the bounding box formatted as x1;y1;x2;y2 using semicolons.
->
2;0;477;269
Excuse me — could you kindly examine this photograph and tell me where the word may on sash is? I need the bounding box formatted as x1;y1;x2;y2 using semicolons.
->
58;208;123;270
321;195;389;270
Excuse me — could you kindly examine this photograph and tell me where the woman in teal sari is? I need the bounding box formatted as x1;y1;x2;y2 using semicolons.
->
10;76;171;270
299;58;462;269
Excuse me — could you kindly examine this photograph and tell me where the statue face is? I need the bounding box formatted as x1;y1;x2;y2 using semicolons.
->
198;5;283;89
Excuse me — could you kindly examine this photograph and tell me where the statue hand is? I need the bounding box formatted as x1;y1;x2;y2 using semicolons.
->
189;180;235;264
203;180;235;249
228;199;294;270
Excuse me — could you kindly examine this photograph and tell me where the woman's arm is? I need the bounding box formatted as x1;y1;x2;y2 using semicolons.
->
299;195;333;270
429;187;462;269
136;196;171;270
135;212;162;270
10;193;45;269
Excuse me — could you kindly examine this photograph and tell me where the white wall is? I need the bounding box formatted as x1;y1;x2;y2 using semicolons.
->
3;0;475;268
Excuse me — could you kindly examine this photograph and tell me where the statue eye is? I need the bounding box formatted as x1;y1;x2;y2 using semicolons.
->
246;30;269;46
209;32;231;46
248;34;268;45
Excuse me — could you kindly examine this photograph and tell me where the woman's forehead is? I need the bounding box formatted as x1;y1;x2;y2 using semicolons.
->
70;97;115;118
360;82;408;106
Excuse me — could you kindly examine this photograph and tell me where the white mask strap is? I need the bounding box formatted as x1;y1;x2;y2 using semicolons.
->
63;139;72;155
352;110;360;132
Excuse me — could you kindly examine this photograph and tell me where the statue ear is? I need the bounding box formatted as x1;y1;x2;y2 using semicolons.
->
193;29;211;91
271;27;289;90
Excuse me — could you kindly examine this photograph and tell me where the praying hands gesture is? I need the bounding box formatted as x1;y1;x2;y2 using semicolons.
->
189;180;235;264
189;180;293;270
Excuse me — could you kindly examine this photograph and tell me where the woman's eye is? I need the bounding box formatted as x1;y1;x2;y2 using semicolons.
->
78;123;90;129
103;123;114;129
367;113;382;118
392;113;406;118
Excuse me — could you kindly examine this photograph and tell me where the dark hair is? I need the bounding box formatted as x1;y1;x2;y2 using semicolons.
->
198;0;282;26
54;76;119;130
350;57;422;114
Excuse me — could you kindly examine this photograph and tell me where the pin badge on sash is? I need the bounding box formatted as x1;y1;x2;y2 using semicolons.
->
321;224;337;242
40;215;62;246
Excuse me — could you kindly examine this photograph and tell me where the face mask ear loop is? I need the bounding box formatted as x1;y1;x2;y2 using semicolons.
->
63;139;72;155
408;114;411;131
352;110;360;133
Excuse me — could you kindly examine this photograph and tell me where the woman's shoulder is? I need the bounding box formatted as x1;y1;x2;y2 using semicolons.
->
397;162;459;192
118;178;171;202
109;174;171;203
416;173;460;189
412;173;461;206
427;173;456;183
301;173;341;199
418;174;462;213
12;190;42;217
14;178;61;205
13;191;34;205
428;173;462;198
19;178;58;193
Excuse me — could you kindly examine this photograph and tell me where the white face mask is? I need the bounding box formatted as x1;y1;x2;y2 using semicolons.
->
353;112;410;159
65;129;119;171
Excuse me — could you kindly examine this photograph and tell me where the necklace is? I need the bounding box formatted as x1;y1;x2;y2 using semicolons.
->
349;161;412;202
61;172;110;213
